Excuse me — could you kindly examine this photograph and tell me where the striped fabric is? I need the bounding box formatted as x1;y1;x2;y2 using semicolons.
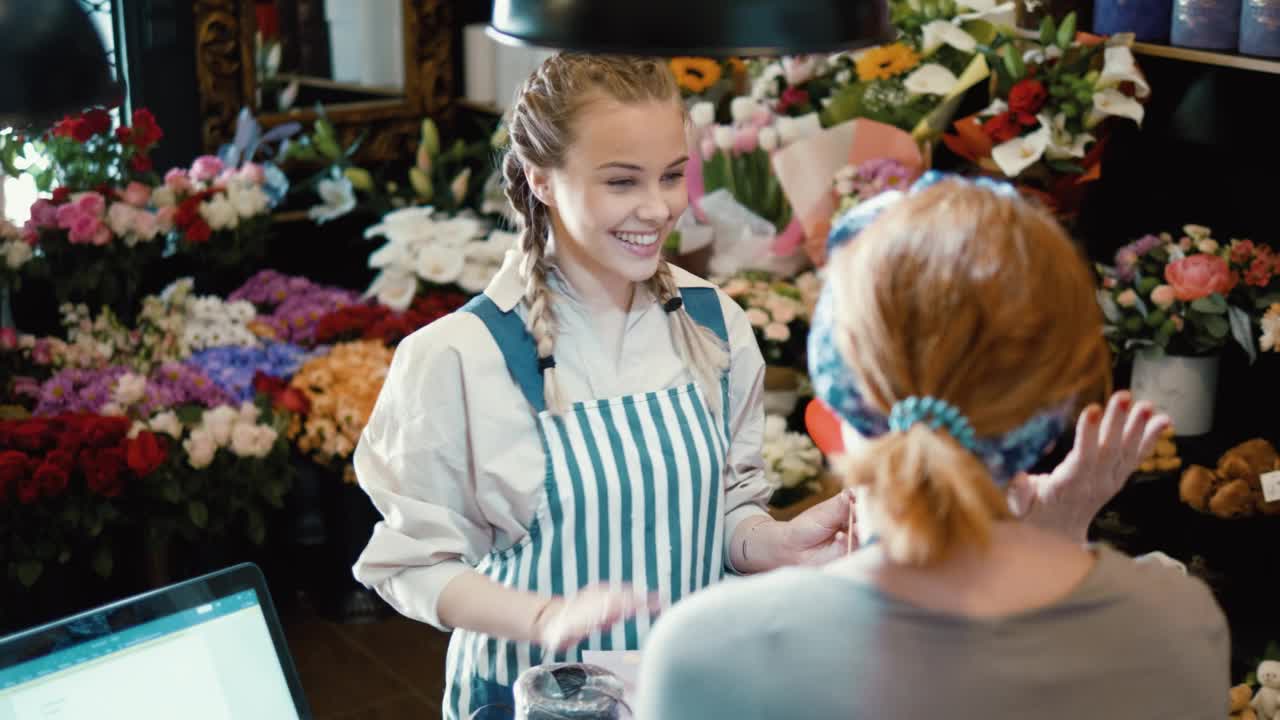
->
445;381;728;720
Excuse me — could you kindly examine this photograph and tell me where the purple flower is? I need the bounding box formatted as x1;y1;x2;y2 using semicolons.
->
35;366;129;416
1131;234;1162;256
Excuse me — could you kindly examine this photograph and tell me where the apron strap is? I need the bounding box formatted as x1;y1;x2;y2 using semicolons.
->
462;294;548;413
460;287;728;416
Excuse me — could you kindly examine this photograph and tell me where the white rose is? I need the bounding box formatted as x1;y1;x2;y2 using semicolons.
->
184;428;217;470
112;372;148;405
149;410;183;439
1197;239;1219;255
230;422;259;458
107;202;136;237
713;125;735;152
745;308;769;327
238;400;260;425
763;322;790;342
252;425;279;457
2;240;33;270
229;183;270;218
150;186;177;208
201;405;239;447
199;194;239;231
690;101;715;128
758;126;780;153
768;299;798;325
730;96;759;124
415;244;466;284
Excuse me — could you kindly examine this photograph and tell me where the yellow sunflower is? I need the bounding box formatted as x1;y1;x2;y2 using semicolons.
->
854;43;921;82
669;57;723;93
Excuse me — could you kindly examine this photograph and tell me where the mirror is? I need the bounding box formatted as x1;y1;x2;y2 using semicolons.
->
194;0;455;163
252;0;406;113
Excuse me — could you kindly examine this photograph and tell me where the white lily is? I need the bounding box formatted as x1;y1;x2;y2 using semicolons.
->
1097;46;1150;98
1087;87;1144;127
991;124;1051;177
904;63;961;96
955;0;1017;23
367;240;413;272
1022;44;1063;66
1040;112;1094;159
415;244;466;285
365;270;418;311
364;205;435;239
922;20;977;55
432;217;485;247
308;175;355;224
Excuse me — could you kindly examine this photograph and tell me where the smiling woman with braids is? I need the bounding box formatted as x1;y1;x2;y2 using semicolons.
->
349;54;858;719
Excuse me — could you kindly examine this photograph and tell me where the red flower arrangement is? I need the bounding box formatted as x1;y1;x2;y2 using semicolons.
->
1;414;166;587
314;291;468;346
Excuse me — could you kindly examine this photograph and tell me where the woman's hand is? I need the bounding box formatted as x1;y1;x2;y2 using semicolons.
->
532;585;658;652
736;489;857;572
1007;391;1170;543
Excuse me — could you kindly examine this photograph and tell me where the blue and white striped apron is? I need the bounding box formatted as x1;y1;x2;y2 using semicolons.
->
446;287;730;720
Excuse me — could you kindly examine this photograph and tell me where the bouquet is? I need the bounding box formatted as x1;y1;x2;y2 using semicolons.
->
154;156;276;271
363;206;515;310
943;13;1148;216
0;414;157;588
831;157;918;222
288;340;394;478
1096;226;1263;361
719;271;822;369
0;107;163;191
761;414;826;506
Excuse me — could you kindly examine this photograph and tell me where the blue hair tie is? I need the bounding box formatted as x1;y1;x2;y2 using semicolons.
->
888;396;979;452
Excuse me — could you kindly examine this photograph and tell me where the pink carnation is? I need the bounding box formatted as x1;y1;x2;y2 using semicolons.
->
190;155;224;182
122;181;152;208
68;214;102;245
131;210;159;240
29;199;59;228
74;192;106;218
238;162;266;186
164;168;192;193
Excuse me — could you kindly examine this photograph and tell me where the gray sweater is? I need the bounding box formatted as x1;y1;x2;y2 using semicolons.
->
635;546;1229;719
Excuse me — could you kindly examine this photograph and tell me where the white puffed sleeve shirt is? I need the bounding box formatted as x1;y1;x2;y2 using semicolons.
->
352;250;773;630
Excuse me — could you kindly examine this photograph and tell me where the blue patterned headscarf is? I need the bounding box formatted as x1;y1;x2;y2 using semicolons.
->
808;172;1068;485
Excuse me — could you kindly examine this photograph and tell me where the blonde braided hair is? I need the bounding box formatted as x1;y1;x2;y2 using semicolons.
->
502;53;728;416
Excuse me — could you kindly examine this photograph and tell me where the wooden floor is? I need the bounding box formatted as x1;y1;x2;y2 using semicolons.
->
283;601;451;719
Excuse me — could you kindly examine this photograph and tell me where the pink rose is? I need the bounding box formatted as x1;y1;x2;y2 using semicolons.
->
190;155;224;182
131;211;159;241
749;107;774;130
164;168;192;193
1164;254;1234;302
155;206;177;233
29;199;59;228
216;168;238;186
68;214;100;244
122;181;152;208
0;327;16;351
21;227;38;246
1150;284;1177;309
238;162;266;186
733;126;759;154
92;224;112;246
55;203;83;229
75;192;106;218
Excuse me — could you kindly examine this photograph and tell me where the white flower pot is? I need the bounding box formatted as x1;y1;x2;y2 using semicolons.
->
1130;351;1219;436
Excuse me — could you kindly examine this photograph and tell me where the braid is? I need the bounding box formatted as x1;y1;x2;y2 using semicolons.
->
648;262;729;418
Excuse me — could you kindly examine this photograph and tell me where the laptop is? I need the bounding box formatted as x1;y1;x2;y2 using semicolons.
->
0;563;311;719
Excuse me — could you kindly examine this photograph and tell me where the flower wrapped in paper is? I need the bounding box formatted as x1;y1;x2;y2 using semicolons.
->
943;14;1149;221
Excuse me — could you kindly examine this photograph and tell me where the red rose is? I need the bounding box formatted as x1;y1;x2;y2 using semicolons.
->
982;112;1022;143
51;187;71;204
82;108;112;136
17;475;41;504
253;371;288;397
35;462;70;497
130;108;164;149
276;387;311;416
116;126;132;143
51;115;93;142
85;416;130;447
1165;254;1234;301
84;447;125;497
126;431;167;478
0;450;30;501
46;449;75;471
131;153;153;173
9;420;53;453
186;219;212;244
1009;79;1048;115
779;86;810;113
1247;256;1274;287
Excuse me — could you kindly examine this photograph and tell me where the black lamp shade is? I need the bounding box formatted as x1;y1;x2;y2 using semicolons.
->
489;0;894;56
0;0;119;129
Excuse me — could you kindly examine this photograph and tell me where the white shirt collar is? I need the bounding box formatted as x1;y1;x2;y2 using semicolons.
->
482;249;717;313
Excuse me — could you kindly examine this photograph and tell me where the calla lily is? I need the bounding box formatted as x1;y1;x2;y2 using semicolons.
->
364;206;436;239
308;175;355;224
432;217;485;247
1040;112;1094;159
921;20;977;55
368;240;412;271
365;270;418;311
415;244;466;285
1022;44;1063;66
991;124;1051;177
1088;88;1145;127
1097;46;1150;98
904;63;961;96
955;0;1017;23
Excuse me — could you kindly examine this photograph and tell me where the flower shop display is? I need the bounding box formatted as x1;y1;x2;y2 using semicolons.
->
830;157;918;223
362;206;515;310
314;291;469;346
34;362;233;419
155;155;278;273
1179;438;1280;518
671;57;747;103
1095;226;1274;435
943;14;1149;220
0;329;55;410
761;414;827;507
186;343;314;403
288;340;394;481
1;414;150;589
719;271;822;415
0;216;34;301
229;270;361;345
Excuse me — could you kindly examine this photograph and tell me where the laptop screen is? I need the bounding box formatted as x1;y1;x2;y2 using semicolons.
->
0;566;307;719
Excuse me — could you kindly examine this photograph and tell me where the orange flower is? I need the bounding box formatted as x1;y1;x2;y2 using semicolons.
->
854;43;920;82
289;340;394;466
670;57;722;93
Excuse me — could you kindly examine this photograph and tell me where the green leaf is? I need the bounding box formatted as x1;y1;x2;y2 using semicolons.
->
1191;295;1228;314
1039;16;1057;46
1202;314;1229;339
175;404;204;426
1057;12;1078;49
92;546;113;578
1228;305;1257;364
188;500;209;529
1001;43;1026;82
16;560;42;588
